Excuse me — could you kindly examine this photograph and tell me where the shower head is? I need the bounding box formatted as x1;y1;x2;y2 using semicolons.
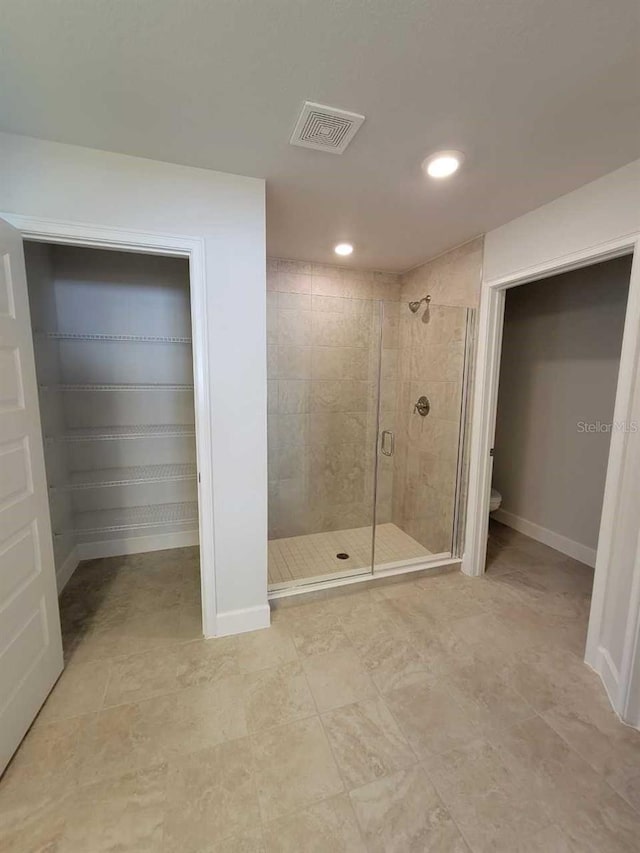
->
409;295;431;313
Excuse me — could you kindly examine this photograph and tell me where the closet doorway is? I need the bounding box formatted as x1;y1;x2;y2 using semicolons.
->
24;240;204;629
27;244;198;556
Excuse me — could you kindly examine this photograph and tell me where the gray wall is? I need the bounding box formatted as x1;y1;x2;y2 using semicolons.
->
493;255;631;556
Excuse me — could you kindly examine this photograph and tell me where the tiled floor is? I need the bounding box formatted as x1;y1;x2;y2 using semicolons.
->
268;522;430;586
2;527;640;851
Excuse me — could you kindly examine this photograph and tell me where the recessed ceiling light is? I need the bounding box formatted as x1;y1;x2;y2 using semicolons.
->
334;243;354;256
422;150;464;179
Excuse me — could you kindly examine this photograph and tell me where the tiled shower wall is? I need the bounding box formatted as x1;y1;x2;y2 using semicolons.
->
267;259;401;539
393;238;483;553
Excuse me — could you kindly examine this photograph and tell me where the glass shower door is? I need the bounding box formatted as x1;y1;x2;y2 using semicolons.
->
372;298;473;572
266;276;381;590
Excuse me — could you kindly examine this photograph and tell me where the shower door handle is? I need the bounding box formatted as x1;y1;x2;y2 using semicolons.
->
380;430;395;457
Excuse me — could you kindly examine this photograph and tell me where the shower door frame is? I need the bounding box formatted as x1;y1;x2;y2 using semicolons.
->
463;231;640;726
1;212;218;638
370;300;475;575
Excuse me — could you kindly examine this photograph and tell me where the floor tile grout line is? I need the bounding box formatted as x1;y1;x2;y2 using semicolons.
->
421;767;482;853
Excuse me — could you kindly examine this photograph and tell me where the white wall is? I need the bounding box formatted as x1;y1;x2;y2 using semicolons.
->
482;157;640;724
493;257;631;563
0;131;268;631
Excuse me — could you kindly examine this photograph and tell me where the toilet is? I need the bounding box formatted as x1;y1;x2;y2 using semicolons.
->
489;488;502;513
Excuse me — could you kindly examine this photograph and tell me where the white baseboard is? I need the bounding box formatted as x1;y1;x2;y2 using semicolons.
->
593;646;621;706
215;604;271;637
492;508;597;567
76;530;199;561
585;646;640;729
56;546;80;593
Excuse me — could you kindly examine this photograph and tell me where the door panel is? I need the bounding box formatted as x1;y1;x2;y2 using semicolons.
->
373;300;473;571
266;292;381;588
0;219;63;773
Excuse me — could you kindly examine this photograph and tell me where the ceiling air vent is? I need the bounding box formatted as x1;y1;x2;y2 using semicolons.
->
290;101;365;154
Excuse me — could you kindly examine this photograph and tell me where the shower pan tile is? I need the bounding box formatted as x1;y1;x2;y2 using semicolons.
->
267;523;430;586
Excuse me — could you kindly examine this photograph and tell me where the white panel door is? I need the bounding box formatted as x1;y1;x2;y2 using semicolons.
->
0;219;63;773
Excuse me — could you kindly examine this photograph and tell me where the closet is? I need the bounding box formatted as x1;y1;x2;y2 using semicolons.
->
24;242;199;581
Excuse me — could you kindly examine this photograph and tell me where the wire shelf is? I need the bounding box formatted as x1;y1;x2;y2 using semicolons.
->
36;332;192;344
52;463;197;491
46;424;196;442
54;501;199;536
40;383;194;391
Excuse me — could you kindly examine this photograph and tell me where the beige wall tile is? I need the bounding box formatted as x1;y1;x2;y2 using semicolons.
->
277;413;310;447
311;346;370;380
312;274;373;301
277;346;311;380
401;237;483;308
309;411;368;448
267;345;278;379
268;271;312;294
267;380;278;415
311;312;372;348
312;294;345;313
278;292;311;310
278;310;311;346
276;443;307;480
277;259;313;275
309;442;367;504
310;380;370;413
278;380;310;414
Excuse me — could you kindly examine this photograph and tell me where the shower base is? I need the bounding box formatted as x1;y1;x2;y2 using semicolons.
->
268;522;430;587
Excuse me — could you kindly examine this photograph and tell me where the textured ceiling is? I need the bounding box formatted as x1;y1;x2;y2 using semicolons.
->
1;0;639;271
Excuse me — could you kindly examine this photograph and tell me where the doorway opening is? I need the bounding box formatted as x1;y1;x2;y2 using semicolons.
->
486;255;632;654
24;241;203;654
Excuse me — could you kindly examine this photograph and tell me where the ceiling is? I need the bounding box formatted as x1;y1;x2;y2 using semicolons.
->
1;1;639;272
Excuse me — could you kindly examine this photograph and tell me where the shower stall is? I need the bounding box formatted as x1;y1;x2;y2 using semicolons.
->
267;259;474;591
